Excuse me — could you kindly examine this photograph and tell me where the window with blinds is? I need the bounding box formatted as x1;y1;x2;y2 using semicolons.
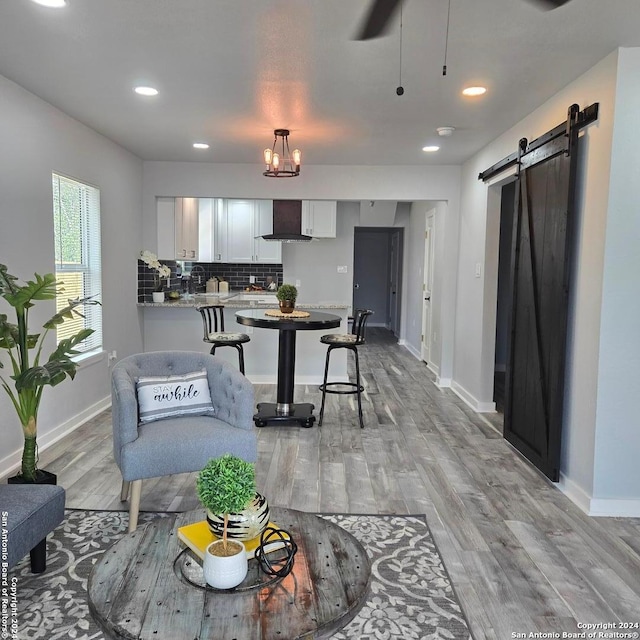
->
52;173;102;355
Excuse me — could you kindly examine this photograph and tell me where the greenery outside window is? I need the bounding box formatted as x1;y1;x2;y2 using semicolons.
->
52;173;102;355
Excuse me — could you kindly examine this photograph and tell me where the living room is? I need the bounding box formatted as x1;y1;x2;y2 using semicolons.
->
1;1;639;638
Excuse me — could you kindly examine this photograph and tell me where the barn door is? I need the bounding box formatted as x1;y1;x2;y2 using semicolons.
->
504;110;582;481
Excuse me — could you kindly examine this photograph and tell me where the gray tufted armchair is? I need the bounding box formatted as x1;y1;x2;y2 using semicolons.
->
111;351;257;531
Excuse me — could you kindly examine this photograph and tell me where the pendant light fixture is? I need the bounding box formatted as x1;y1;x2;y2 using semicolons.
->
263;129;301;178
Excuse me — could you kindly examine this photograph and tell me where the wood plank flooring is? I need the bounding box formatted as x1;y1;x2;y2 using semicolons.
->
17;328;640;638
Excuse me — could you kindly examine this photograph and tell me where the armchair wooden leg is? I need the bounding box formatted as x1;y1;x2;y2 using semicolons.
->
128;480;142;533
120;479;131;502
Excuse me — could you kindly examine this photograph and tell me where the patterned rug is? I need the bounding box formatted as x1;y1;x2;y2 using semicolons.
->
9;510;471;639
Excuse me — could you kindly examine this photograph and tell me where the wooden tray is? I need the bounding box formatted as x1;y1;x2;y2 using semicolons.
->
264;309;310;318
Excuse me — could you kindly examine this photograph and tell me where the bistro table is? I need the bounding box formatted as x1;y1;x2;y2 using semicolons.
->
236;309;342;427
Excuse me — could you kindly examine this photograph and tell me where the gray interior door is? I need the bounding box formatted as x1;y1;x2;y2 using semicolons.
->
353;228;390;325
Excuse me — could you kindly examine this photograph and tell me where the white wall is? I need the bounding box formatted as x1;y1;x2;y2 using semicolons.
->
456;49;640;514
0;74;143;477
591;48;640;509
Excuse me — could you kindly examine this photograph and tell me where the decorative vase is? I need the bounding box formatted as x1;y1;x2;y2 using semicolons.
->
152;291;165;303
203;539;248;589
279;300;295;314
206;492;270;541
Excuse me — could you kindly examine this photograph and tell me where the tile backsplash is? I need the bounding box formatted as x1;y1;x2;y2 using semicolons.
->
138;260;283;302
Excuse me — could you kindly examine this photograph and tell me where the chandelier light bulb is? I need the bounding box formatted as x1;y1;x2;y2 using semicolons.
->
272;153;280;169
264;148;273;165
292;149;301;167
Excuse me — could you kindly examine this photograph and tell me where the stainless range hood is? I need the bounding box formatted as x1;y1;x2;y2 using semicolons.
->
261;199;312;242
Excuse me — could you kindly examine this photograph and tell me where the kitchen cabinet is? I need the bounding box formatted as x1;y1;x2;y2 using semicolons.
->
254;200;282;263
198;198;224;262
175;197;199;260
219;199;281;264
301;200;337;238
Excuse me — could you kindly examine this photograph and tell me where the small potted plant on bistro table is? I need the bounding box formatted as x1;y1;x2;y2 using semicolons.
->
276;283;297;314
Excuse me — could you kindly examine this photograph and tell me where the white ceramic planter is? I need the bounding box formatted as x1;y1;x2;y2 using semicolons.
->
202;540;248;590
152;291;165;303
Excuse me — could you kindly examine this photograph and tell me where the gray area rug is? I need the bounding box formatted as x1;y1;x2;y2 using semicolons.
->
9;510;471;639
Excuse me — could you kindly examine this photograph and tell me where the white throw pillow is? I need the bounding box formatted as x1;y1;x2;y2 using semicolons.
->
136;370;214;424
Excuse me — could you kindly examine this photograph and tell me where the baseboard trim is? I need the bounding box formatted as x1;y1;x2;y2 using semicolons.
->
435;376;451;388
427;362;440;377
557;473;640;516
557;473;592;515
399;341;421;360
451;381;496;413
0;395;111;480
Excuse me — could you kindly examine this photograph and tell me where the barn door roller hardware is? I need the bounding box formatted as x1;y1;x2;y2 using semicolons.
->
478;103;599;182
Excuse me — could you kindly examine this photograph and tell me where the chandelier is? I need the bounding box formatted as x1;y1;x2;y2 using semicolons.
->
263;129;301;178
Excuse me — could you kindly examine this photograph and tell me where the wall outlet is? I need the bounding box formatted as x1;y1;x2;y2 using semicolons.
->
295;279;301;287
475;263;482;278
337;265;348;274
108;350;117;364
249;275;256;284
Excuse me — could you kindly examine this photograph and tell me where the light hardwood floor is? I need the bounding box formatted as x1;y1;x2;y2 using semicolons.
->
22;329;640;638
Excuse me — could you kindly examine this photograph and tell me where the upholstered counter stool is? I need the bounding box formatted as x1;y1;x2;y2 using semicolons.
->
318;309;373;429
197;305;250;374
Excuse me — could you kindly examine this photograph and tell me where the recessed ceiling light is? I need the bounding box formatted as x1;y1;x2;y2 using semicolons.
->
462;86;487;97
134;86;158;97
193;142;210;150
422;145;440;153
31;0;67;6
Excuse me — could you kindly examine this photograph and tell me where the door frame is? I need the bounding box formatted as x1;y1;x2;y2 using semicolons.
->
421;210;435;362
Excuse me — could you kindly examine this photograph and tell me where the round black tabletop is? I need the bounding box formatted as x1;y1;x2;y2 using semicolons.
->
235;309;342;331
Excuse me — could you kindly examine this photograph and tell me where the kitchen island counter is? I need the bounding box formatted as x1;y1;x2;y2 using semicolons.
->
139;296;349;384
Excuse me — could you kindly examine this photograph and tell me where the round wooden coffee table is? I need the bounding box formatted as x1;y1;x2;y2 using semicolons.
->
88;507;371;640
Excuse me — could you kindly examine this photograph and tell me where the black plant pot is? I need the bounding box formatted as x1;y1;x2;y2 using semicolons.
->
8;469;57;485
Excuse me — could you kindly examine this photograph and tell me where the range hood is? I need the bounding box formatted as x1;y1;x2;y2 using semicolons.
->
261;199;312;242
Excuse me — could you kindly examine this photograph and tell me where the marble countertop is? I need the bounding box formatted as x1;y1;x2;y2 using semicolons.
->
138;292;349;310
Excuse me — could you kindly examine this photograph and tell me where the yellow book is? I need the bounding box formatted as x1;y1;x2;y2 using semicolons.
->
177;520;289;561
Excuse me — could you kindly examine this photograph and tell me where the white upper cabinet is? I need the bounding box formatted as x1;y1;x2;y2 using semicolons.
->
224;199;255;262
254;200;281;263
218;199;281;264
157;197;282;264
301;200;337;237
175;197;199;260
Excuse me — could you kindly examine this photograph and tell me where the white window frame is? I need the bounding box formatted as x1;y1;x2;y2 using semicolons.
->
52;172;103;357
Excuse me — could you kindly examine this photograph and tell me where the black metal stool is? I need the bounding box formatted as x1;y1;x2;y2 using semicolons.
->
197;305;250;374
318;309;373;429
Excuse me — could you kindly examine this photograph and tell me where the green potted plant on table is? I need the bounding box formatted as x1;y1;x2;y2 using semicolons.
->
276;283;298;314
0;264;100;483
196;454;268;589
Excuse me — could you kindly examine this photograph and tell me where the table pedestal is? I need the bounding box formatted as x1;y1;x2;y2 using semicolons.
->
255;329;315;427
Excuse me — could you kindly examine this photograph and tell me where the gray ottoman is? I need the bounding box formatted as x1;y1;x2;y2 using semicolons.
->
1;484;65;573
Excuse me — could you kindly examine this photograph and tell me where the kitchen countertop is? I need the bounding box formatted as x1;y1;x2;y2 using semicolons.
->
138;291;349;310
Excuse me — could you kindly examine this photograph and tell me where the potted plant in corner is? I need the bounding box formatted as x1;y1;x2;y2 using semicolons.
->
0;264;100;484
196;454;269;589
276;283;298;314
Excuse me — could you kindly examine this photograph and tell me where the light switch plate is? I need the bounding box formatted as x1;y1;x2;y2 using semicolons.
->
337;265;348;273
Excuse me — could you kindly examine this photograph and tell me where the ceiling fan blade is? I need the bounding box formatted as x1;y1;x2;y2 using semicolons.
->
355;0;403;40
526;0;573;9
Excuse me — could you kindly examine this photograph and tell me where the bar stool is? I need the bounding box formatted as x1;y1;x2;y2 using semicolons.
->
197;305;250;374
318;309;373;429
